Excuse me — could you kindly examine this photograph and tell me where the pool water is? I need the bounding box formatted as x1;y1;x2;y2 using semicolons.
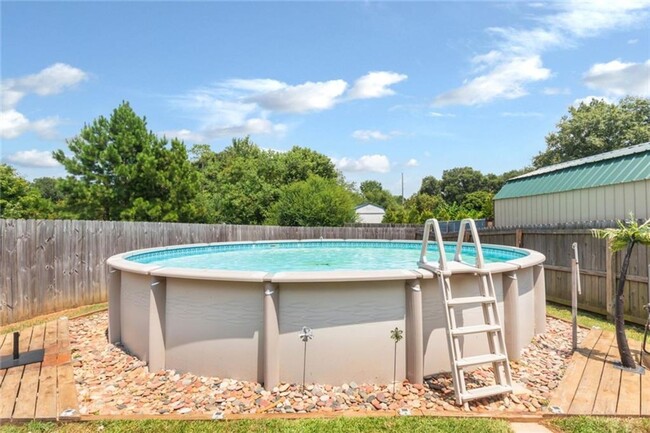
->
127;241;527;273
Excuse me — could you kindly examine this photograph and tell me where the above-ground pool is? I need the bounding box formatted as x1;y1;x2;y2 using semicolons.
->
107;239;546;388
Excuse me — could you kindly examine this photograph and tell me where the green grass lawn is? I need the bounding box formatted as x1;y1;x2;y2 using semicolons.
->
0;303;107;335
548;416;650;433
3;417;650;433
546;302;646;342
0;418;512;433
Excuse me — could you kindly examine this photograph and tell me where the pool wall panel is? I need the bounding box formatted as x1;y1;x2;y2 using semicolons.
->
277;281;406;385
120;272;150;362
165;278;263;382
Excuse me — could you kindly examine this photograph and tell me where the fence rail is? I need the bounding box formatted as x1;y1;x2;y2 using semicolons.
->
1;219;648;325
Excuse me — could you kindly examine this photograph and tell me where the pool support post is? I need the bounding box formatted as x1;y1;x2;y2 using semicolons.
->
263;282;280;390
148;276;166;372
405;279;423;385
107;267;121;344
503;271;520;360
533;264;546;335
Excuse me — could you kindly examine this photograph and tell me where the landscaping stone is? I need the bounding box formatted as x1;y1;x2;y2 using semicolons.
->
69;312;585;416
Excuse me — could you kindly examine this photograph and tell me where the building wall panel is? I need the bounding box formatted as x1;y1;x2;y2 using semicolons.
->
495;180;650;226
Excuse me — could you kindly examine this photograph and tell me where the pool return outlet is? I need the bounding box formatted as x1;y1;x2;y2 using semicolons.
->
419;218;513;406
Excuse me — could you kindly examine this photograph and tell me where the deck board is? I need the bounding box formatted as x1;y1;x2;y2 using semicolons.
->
1;318;79;422
12;324;45;419
550;328;646;416
569;331;614;414
616;339;642;415
641;348;650;416
591;338;621;415
548;328;602;413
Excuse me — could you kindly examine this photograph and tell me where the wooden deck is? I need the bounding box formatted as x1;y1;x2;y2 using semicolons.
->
0;318;79;422
549;328;650;416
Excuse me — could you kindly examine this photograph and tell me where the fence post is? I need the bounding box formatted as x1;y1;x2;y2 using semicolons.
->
605;238;615;321
515;229;523;248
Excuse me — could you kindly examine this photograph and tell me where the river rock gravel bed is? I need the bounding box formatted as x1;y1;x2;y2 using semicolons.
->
70;312;586;416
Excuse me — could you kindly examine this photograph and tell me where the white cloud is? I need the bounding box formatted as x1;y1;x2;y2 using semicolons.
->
351;129;402;141
0;109;60;140
0;63;86;140
583;59;650;97
334;154;391;173
0;109;29;139
543;87;571;95
628;38;639;44
434;56;551;106
5;149;60;168
501;112;543;117
405;158;419;167
434;1;650;106
169;71;406;142
2;63;87;110
429;111;456;117
163;119;287;142
348;71;407;100
572;95;613;106
251;80;347;113
352;130;390;141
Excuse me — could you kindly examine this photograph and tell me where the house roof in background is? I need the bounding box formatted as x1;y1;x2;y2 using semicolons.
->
495;142;650;200
355;203;386;212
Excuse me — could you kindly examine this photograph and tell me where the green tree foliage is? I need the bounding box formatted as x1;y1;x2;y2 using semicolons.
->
278;146;338;184
359;180;396;210
193;138;342;225
53;102;202;222
266;175;357;226
534;96;650;168
593;217;650;369
461;191;495;219
419;176;441;196
439;167;485;204
31;177;65;202
0;164;54;218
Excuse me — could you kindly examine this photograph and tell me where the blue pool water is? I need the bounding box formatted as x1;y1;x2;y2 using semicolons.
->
126;241;527;273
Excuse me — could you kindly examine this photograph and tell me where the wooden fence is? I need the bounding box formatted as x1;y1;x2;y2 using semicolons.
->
0;219;417;325
1;219;649;325
466;229;649;326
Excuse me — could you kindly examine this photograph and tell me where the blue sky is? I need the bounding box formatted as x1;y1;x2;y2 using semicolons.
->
2;1;649;196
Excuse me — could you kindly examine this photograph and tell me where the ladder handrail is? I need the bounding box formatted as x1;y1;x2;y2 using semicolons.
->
454;218;485;269
419;218;448;271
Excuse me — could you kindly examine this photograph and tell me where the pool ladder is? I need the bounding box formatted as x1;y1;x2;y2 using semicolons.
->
419;218;513;406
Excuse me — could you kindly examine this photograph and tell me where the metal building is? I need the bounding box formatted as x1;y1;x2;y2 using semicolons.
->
494;143;650;227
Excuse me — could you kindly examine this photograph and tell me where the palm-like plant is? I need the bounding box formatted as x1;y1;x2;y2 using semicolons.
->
390;327;403;394
592;216;650;369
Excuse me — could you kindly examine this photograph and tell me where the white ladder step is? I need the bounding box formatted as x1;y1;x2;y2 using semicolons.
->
451;324;502;336
446;296;496;306
456;353;508;368
460;384;513;402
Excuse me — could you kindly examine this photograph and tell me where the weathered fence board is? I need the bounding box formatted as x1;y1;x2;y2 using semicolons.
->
1;219;648;325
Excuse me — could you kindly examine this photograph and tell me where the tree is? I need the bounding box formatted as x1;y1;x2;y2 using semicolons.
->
0;164;54;218
461;191;494;219
534;97;650;168
193;137;344;225
278;146;338;184
592;217;650;369
440;167;485;204
54;102;202;222
267;175;357;226
359;180;396;210
32;177;65;202
419;176;441;196
192;137;281;224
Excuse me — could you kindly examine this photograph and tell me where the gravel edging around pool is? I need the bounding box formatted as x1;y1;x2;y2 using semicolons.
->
70;312;585;416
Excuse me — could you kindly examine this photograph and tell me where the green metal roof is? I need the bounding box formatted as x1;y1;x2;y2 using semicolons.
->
495;143;650;200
